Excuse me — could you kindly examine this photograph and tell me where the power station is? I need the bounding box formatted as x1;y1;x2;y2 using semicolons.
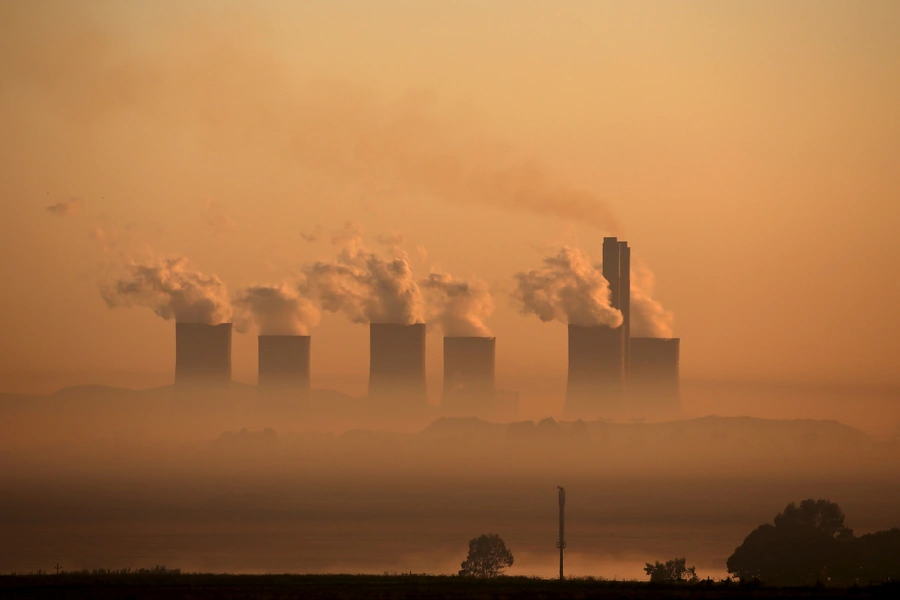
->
564;236;680;420
165;237;678;420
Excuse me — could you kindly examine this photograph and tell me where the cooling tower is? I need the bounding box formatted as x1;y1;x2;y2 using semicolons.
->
442;336;495;417
368;323;427;408
565;324;625;418
258;335;311;390
443;336;496;393
174;322;232;385
629;337;680;417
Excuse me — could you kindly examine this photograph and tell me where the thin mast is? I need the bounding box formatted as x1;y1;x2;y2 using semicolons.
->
557;486;566;580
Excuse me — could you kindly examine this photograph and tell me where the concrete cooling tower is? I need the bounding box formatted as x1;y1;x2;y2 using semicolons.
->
629;337;680;417
258;335;311;390
565;324;625;419
175;322;232;385
442;336;496;417
443;336;496;393
368;323;427;410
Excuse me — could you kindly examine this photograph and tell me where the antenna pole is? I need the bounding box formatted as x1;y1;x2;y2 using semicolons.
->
557;486;566;580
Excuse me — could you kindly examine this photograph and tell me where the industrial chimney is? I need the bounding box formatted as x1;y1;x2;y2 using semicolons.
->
629;337;680;418
175;322;232;385
564;324;625;418
258;335;311;391
561;236;630;418
442;336;495;417
368;323;427;410
602;236;630;372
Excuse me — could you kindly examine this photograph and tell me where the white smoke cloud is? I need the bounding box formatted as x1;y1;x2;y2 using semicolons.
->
511;247;622;328
303;223;424;325
232;282;320;335
630;264;674;337
101;256;231;324
421;271;493;337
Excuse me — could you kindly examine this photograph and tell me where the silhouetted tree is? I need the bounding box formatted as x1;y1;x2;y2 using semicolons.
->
853;528;900;583
727;499;853;586
644;557;699;583
459;534;514;578
773;499;853;539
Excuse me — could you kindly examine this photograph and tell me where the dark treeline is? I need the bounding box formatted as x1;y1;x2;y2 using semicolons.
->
728;499;900;586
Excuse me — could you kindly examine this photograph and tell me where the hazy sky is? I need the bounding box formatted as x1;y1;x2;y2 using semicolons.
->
2;1;899;398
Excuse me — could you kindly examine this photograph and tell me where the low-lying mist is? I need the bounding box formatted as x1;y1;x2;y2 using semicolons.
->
2;382;899;578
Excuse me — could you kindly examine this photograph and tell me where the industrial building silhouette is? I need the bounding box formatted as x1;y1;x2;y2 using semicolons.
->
174;323;232;386
171;237;678;421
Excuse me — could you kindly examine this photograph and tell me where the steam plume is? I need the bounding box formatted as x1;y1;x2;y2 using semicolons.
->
4;5;619;233
512;247;622;328
303;224;424;325
421;272;493;337
101;256;231;324
631;264;674;337
232;282;319;335
45;198;82;217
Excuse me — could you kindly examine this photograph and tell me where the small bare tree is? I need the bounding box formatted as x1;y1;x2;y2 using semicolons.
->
459;534;514;578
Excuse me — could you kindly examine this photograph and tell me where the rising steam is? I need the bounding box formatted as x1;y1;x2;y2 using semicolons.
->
4;5;619;233
631;264;674;337
45;198;82;217
421;272;493;337
101;256;231;324
303;224;424;325
512;247;622;328
232;282;320;335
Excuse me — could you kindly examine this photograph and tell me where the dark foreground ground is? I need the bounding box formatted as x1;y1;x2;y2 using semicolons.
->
1;574;898;600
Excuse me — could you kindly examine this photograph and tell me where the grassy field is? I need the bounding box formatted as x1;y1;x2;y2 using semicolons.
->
1;573;898;600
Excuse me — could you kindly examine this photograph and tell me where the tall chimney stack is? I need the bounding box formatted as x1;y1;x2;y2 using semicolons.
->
368;323;427;410
560;236;630;418
618;241;631;375
175;323;232;385
565;324;625;418
442;336;496;417
258;335;311;390
602;237;621;311
629;337;680;418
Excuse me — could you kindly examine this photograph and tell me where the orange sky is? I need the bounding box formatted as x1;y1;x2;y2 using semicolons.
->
2;1;899;403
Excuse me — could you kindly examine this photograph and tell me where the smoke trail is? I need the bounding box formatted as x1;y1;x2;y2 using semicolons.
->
101;256;231;324
303;224;424;325
3;5;619;233
630;264;674;337
45;198;82;217
421;271;493;337
511;247;622;328
232;282;320;335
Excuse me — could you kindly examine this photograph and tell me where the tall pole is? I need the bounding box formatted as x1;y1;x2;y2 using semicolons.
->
557;486;566;580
